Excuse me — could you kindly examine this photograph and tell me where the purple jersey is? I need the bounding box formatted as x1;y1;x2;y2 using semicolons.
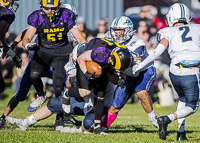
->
0;6;15;30
27;8;76;49
87;38;119;66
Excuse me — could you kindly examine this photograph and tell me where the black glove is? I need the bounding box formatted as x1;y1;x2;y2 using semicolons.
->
26;43;40;51
69;76;78;86
84;71;96;80
12;54;22;68
118;78;125;88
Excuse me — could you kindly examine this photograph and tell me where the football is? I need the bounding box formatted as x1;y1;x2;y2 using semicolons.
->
86;61;102;76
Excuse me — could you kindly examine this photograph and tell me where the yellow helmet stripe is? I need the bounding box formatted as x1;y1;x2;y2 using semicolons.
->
111;52;121;70
54;0;59;7
42;0;47;7
0;0;10;6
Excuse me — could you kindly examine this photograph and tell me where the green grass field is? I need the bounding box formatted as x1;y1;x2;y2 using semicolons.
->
1;89;200;143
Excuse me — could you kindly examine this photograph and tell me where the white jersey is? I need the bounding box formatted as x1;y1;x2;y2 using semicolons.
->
64;61;114;115
67;31;78;47
157;24;200;75
104;31;154;73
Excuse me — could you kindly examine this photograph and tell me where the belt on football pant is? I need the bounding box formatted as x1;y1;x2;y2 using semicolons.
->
175;63;199;69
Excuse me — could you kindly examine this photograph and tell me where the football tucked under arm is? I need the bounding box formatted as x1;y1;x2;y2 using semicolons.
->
86;61;102;76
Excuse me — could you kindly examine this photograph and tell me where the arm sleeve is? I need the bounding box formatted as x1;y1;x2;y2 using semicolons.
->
140;44;166;68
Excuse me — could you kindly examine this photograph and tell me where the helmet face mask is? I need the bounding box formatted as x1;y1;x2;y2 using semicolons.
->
0;0;19;12
110;16;133;43
40;0;61;22
166;3;193;27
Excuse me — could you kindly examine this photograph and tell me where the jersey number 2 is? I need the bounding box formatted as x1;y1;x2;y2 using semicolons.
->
179;26;192;42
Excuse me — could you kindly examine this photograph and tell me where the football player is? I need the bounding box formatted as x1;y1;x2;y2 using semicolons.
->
102;16;157;131
62;38;132;133
22;0;86;111
0;0;22;98
134;3;200;141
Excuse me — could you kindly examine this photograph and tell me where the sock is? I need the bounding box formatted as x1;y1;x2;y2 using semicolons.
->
178;124;185;133
23;114;37;126
167;113;175;121
178;117;185;133
1;114;6;119
147;110;156;121
56;113;64;120
94;98;104;120
102;110;118;128
68;87;82;98
37;91;45;97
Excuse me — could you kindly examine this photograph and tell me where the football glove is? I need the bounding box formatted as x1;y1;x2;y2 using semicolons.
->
117;78;125;88
12;54;22;68
69;76;78;86
25;43;40;51
84;71;96;80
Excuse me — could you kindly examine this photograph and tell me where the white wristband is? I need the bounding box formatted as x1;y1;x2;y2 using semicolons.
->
25;43;30;50
6;48;16;58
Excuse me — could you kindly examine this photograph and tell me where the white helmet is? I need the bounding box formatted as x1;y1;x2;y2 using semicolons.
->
72;43;87;61
110;16;133;43
166;3;193;27
61;3;78;17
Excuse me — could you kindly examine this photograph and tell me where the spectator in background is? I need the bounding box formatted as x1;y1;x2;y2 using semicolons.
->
148;24;158;49
138;5;154;27
151;8;167;30
0;57;14;88
137;20;151;51
76;16;93;40
92;18;108;38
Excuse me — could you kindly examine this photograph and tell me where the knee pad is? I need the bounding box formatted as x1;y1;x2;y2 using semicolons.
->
30;72;41;81
53;75;65;97
111;86;130;109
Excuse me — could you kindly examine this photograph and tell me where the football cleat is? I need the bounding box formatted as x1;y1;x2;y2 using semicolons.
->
177;131;188;141
101;126;108;132
149;116;159;129
0;118;6;128
6;116;28;131
157;116;171;140
27;95;47;112
55;119;64;132
62;90;71;114
93;124;102;134
63;113;82;126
